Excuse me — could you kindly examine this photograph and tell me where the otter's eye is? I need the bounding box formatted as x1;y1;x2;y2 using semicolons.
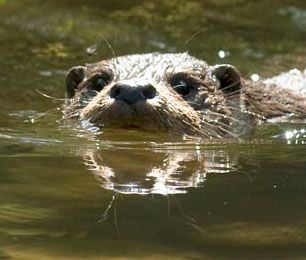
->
174;80;193;96
168;73;195;96
94;78;107;91
90;72;112;92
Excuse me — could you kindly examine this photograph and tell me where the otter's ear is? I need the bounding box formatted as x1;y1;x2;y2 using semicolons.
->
66;66;86;98
212;64;241;94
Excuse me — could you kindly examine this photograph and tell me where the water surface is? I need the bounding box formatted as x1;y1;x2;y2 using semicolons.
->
1;0;306;259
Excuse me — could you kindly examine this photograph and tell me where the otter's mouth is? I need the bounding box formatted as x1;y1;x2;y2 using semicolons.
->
81;99;170;130
78;93;202;134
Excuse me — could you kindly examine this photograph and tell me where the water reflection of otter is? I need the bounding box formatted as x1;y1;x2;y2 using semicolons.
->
83;147;235;195
65;53;306;138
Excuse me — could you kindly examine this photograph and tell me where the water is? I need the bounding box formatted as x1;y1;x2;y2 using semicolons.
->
1;0;306;258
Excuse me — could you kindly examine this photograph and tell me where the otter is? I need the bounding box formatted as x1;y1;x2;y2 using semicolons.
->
65;53;306;138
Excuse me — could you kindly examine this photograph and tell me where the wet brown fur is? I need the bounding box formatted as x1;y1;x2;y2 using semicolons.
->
65;53;306;138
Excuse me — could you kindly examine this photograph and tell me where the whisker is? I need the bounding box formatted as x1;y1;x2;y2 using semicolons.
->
36;89;65;101
224;90;242;98
100;34;117;58
213;119;235;130
184;28;207;44
217;104;266;120
219;80;242;93
200;110;245;125
213;123;240;139
187;101;202;106
200;120;223;138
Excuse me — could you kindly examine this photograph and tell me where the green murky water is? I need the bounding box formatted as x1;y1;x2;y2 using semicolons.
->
1;0;306;258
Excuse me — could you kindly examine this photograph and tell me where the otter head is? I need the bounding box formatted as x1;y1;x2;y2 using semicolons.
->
65;53;244;138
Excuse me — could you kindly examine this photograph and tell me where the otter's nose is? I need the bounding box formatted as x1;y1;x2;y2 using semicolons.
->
109;83;157;104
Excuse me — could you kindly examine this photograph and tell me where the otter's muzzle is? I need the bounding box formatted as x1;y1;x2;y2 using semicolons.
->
109;82;157;105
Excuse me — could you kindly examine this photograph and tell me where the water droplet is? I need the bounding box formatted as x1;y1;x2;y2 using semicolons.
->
218;50;226;59
251;74;260;82
86;44;98;55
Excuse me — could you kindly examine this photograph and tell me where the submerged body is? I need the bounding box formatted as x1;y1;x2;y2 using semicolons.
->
65;53;306;138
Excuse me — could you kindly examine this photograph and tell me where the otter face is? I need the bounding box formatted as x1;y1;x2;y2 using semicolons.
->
65;53;244;137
